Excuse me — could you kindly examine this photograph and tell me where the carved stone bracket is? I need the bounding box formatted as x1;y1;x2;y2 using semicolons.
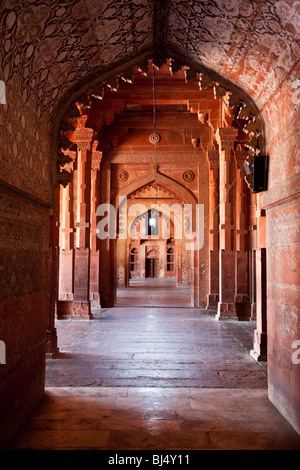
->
235;149;249;169
62;150;76;173
74;127;94;153
216;127;238;151
208;149;219;165
56;169;72;188
92;151;103;171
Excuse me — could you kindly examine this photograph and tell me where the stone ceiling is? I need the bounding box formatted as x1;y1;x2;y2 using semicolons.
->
1;0;299;120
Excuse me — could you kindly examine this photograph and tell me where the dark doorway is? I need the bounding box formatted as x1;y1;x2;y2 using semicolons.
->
146;258;159;278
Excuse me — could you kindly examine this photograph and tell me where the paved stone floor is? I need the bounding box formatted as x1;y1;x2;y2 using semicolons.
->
45;307;267;388
6;281;300;449
7;387;300;450
116;278;192;307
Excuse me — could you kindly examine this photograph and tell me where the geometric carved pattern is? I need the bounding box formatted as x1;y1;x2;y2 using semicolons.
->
182;170;194;182
116;170;129;182
149;133;161;144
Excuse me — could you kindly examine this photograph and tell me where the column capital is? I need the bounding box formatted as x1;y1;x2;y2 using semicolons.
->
209;165;219;180
234;149;249;168
63;150;76;173
91;151;103;171
216;127;238;151
208;149;219;169
91;140;103;171
74;127;94;152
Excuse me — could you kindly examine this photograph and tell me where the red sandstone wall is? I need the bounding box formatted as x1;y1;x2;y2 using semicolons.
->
262;68;300;434
0;38;53;444
0;185;50;446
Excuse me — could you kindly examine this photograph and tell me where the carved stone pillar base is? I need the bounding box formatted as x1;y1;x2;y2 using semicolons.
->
216;302;238;321
206;294;219;310
90;293;101;308
250;330;267;362
46;328;59;357
57;301;92;319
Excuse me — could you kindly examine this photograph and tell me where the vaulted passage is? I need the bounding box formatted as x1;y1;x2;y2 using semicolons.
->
7;306;300;450
0;0;299;451
55;62;262;316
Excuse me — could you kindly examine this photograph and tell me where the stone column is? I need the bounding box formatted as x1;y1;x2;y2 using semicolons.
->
117;238;127;287
250;247;267;361
71;127;94;317
160;239;167;278
249;192;258;319
58;151;76;309
216;127;238;320
90;142;102;307
250;198;267;361
176;241;182;287
250;249;257;319
207;149;219;309
234;150;251;319
46;187;59;357
125;241;130;287
190;246;200;307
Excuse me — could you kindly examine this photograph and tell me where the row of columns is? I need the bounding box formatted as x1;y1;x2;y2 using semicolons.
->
47;124;267;362
57;124;102;319
206;127;267;360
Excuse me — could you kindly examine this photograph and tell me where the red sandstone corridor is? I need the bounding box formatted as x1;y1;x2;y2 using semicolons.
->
0;0;299;452
7;291;300;450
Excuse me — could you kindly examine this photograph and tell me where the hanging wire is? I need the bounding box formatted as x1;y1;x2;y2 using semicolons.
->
201;165;244;223
152;63;159;197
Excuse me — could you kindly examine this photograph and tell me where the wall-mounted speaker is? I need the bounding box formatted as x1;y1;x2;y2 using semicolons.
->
252;155;268;193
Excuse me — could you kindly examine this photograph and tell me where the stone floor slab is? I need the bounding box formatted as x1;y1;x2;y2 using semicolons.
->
6;387;300;450
46;301;267;388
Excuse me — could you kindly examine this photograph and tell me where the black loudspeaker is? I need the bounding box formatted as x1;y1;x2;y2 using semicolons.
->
252;155;268;193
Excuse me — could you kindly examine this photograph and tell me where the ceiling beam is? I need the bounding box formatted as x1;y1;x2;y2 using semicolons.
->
153;0;171;52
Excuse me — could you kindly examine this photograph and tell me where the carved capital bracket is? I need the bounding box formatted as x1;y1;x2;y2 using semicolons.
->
62;150;77;172
74;127;94;153
208;149;219;167
234;149;249;169
56;169;72;188
91;141;103;171
216;127;238;151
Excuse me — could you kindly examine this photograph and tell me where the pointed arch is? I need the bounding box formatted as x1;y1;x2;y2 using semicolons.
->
114;172;197;214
